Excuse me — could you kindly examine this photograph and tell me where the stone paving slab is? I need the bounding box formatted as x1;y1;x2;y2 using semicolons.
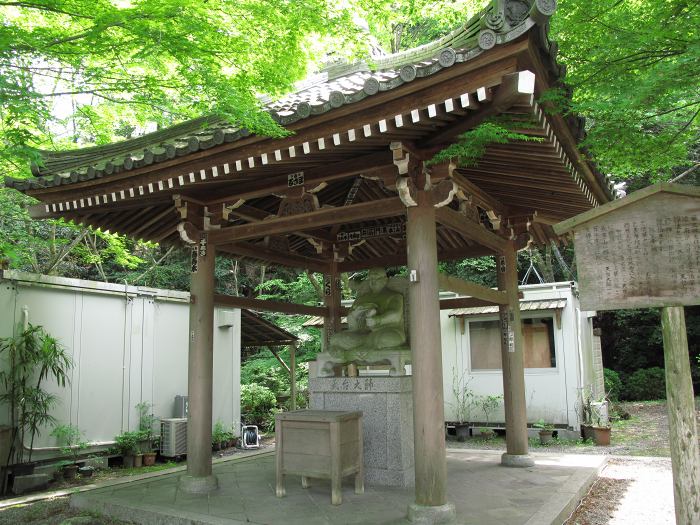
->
71;449;605;525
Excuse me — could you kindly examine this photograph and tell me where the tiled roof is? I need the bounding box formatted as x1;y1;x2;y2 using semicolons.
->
6;0;564;192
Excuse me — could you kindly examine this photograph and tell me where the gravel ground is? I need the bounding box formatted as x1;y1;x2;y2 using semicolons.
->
565;456;675;525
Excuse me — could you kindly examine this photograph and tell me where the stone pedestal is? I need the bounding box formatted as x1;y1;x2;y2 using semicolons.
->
309;375;414;487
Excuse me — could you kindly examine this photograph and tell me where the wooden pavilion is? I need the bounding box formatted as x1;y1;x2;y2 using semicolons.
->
7;0;614;519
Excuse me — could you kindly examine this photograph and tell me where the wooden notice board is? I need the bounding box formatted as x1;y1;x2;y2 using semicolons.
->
554;183;700;311
555;183;700;524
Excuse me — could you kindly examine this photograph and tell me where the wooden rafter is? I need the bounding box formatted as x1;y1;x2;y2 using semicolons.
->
216;242;330;273
434;206;507;252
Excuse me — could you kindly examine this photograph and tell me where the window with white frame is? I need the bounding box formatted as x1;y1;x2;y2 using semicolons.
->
468;316;556;370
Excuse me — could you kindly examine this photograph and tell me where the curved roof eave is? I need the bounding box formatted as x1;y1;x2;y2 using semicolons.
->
6;0;571;192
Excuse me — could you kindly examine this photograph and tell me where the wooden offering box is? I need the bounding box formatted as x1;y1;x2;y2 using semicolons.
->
275;410;363;505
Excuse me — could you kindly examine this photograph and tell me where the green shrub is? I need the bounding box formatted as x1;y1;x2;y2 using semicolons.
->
623;367;666;401
604;368;622;401
241;383;276;428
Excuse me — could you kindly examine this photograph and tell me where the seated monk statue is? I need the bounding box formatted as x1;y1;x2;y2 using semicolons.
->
329;268;406;355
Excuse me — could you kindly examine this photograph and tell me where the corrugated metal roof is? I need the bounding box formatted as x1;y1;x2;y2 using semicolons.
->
449;299;566;317
302;315;347;328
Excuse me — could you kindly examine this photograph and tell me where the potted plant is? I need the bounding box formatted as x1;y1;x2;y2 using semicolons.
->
591;407;612;446
212;421;227;451
475;394;503;439
579;387;610;445
0;325;72;478
136;401;158;466
534;419;555;445
449;368;475;441
51;424;87;480
114;431;140;468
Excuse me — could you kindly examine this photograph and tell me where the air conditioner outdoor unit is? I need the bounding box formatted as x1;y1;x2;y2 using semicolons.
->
161;418;187;457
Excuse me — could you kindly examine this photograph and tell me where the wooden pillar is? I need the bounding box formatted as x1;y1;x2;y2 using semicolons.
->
660;306;700;524
180;238;218;493
406;190;454;522
497;241;533;467
290;342;297;411
323;261;342;352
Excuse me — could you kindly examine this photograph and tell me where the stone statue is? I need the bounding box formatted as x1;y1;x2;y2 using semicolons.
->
329;268;406;354
317;268;411;377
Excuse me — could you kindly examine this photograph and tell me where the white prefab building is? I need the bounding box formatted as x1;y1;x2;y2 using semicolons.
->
0;270;292;462
441;281;604;432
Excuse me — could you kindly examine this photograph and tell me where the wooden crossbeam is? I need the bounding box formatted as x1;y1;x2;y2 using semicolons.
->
435;206;507;252
214;294;328;317
436;273;507;305
216;242;330;273
209;198;405;245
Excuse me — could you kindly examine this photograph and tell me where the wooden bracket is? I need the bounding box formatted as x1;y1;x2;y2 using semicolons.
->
397;176;418;207
391;142;411;175
222;199;246;221
177;221;200;245
432;179;457;208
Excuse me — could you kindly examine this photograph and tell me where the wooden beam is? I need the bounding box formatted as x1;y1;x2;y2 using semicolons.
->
436;273;507;305
268;346;291;373
209;197;405;245
214;294;328;317
435;206;508;252
216;242;330;273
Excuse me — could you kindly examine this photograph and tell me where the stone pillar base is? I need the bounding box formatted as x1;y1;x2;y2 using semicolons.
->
178;474;218;494
408;502;456;524
501;453;535;468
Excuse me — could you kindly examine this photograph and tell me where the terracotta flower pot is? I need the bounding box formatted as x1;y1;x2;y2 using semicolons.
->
142;452;156;466
538;430;554;445
592;426;611;446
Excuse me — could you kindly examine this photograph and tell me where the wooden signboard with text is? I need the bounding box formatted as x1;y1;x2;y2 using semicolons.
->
555;184;700;311
554;183;700;525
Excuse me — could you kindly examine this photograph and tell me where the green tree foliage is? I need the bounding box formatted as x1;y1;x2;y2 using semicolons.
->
552;0;700;178
0;0;361;175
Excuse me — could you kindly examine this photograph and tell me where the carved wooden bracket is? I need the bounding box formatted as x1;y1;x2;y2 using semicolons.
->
177;221;200;245
397;174;456;208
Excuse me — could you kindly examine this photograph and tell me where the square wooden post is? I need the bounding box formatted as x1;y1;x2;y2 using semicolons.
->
289;342;297;411
406;190;455;522
323;261;342;352
497;241;533;467
179;239;218;493
661;306;700;524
